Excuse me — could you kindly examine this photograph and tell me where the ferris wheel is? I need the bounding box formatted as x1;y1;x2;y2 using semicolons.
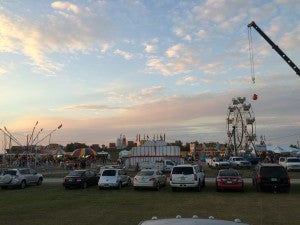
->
226;97;256;155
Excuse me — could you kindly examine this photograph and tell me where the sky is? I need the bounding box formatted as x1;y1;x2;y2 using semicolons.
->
0;0;300;152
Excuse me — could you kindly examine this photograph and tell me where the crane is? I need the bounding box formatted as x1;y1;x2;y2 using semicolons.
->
248;21;300;77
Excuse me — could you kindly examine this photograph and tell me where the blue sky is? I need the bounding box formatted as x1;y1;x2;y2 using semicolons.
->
1;0;300;151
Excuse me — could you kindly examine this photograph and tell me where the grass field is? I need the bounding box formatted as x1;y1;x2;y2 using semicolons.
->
0;182;300;225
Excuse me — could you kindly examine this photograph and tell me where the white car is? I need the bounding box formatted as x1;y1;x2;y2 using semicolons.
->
170;164;205;192
133;169;167;190
98;168;131;189
0;168;43;189
228;157;251;169
138;215;249;225
279;157;300;171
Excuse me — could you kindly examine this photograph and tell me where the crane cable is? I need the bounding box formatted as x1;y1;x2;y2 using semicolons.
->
247;27;255;84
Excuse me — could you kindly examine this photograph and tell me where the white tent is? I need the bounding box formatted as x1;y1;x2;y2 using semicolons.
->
266;145;299;154
119;150;129;158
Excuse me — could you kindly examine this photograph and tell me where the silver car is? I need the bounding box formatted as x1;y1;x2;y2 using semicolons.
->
0;168;43;189
133;169;167;190
98;168;131;189
138;216;250;225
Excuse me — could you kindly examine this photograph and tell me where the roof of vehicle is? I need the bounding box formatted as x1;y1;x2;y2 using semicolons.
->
257;163;283;167
173;164;195;167
138;216;249;225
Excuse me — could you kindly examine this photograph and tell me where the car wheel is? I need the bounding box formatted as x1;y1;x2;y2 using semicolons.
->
195;181;201;192
155;182;160;191
172;187;177;192
1;186;8;190
202;179;206;187
36;178;43;186
118;182;122;189
255;183;260;192
20;180;26;189
127;178;131;186
82;182;87;189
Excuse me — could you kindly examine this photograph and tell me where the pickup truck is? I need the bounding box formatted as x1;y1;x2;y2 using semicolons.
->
206;157;230;169
279;157;300;171
228;157;251;169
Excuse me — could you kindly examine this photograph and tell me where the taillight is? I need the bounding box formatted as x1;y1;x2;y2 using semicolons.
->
216;178;222;182
170;175;172;181
288;176;291;184
194;174;197;181
76;177;81;182
257;175;262;184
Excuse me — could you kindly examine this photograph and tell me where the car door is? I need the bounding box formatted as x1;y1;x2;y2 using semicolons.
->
21;169;32;184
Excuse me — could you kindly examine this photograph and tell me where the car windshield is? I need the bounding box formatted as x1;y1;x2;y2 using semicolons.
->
172;167;193;175
235;158;244;161
102;170;116;176
3;170;17;176
287;158;300;162
260;167;287;177
219;170;239;177
68;171;85;176
138;171;154;176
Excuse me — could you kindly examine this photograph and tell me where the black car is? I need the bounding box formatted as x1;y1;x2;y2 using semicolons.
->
252;163;290;192
63;169;99;189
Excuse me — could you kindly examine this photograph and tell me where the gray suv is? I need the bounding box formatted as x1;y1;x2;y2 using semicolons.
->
0;168;43;189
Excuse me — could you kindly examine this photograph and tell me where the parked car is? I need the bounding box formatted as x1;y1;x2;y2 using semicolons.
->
279;157;300;171
216;169;244;192
0;168;43;189
208;157;230;169
98;168;131;189
63;169;99;189
133;169;167;190
228;157;251;169
169;164;205;192
252;163;290;192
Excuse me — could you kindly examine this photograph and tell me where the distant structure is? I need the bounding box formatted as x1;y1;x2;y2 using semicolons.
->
136;133;166;147
116;134;127;150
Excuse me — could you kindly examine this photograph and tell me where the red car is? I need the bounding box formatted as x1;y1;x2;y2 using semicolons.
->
216;169;244;192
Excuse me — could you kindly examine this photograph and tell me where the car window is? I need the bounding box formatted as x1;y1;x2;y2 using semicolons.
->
138;171;154;176
166;161;174;166
102;170;116;176
68;170;85;176
20;169;30;174
260;167;287;177
287;158;300;162
219;170;238;177
4;170;17;176
172;167;193;175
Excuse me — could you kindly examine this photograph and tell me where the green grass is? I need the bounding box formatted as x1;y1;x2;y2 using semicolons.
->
0;183;300;225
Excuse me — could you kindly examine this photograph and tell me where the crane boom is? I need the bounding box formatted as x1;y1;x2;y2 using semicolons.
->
248;21;300;77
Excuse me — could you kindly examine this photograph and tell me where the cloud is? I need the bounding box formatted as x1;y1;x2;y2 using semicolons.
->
0;67;7;76
63;104;117;111
114;49;133;60
0;3;113;74
51;1;80;14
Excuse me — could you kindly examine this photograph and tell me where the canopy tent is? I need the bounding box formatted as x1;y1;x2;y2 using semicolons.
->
257;145;299;154
72;148;97;158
